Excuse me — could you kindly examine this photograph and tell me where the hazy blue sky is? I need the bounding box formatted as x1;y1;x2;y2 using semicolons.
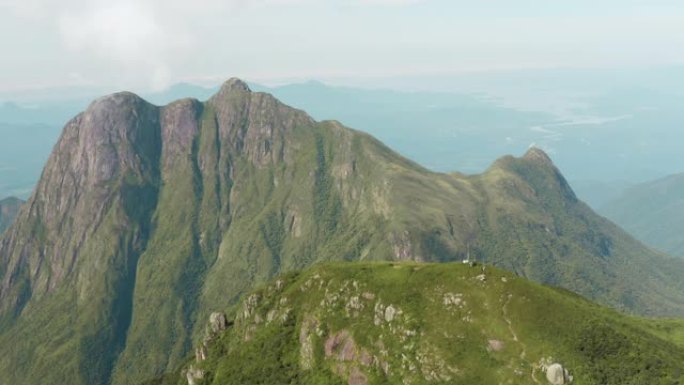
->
1;0;683;91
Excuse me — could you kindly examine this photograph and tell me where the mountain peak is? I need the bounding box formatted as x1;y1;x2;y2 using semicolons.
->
5;78;684;385
522;146;553;164
208;78;252;104
490;147;556;173
490;146;578;204
219;77;251;93
92;91;146;105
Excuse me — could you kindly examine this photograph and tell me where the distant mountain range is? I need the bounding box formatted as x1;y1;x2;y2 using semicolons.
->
0;197;22;234
1;79;684;384
601;173;684;257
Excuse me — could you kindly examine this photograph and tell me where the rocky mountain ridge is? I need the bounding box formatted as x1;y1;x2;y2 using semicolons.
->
1;79;684;384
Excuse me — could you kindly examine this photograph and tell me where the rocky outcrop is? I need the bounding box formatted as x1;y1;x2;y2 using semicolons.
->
545;363;573;385
185;366;205;385
185;311;232;383
209;312;228;334
325;330;358;361
299;317;320;370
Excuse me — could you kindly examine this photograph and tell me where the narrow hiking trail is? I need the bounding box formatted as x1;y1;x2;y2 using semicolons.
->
502;293;541;385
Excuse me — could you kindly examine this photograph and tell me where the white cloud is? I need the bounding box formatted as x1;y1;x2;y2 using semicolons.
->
2;0;331;90
59;3;164;61
1;0;683;91
57;1;198;90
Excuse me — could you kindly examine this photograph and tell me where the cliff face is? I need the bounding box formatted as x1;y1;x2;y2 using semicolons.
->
1;79;684;385
0;91;162;384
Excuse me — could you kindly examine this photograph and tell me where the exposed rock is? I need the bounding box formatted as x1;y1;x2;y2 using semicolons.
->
267;309;278;323
416;346;459;382
194;345;207;362
185;366;205;385
325;330;358;361
348;366;368;385
299;317;319;370
487;339;505;352
209;312;228;334
242;294;260;319
244;324;257;341
359;349;373;367
443;293;464;307
374;303;385;326
546;363;573;385
391;231;414;260
280;307;292;322
345;295;364;317
384;305;397;322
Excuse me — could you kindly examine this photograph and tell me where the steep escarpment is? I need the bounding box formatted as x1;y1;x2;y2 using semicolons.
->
1;79;684;385
0;91;162;384
167;263;684;385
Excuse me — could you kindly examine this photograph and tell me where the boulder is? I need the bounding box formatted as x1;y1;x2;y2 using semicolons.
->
384;305;397;322
546;363;573;384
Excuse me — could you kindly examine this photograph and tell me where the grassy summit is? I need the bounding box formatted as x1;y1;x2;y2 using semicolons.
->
155;262;684;385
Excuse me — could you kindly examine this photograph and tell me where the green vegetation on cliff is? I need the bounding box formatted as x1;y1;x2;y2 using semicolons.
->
162;262;684;385
2;79;684;385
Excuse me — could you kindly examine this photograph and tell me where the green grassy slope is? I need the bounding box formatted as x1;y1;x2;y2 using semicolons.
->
158;262;684;385
2;79;684;384
601;172;684;257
